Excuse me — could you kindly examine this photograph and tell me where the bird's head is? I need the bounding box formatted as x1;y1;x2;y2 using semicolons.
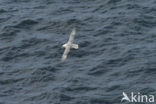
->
62;44;67;48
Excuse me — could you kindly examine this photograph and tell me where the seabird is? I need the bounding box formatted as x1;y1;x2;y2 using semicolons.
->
61;28;78;62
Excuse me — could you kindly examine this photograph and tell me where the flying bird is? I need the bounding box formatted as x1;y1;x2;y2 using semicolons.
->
61;28;79;62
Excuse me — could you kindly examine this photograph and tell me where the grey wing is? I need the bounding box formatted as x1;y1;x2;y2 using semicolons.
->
68;28;76;44
61;46;70;62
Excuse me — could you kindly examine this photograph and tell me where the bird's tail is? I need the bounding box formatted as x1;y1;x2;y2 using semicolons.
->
71;44;78;49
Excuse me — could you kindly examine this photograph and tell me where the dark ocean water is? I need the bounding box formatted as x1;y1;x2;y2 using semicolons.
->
0;0;156;104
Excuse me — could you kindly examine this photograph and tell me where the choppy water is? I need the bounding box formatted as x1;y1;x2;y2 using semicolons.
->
0;0;156;104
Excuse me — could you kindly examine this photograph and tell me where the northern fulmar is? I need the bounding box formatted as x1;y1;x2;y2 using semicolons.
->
61;28;79;62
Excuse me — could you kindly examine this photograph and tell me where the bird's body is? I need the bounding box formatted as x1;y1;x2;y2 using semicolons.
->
61;28;78;62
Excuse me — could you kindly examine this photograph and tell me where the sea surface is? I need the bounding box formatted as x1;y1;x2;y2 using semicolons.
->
0;0;156;104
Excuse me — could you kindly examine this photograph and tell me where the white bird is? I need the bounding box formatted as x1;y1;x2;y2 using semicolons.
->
121;92;131;102
61;28;78;62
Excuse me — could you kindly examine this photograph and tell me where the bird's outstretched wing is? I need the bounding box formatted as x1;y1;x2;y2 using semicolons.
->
61;46;70;62
68;28;76;44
